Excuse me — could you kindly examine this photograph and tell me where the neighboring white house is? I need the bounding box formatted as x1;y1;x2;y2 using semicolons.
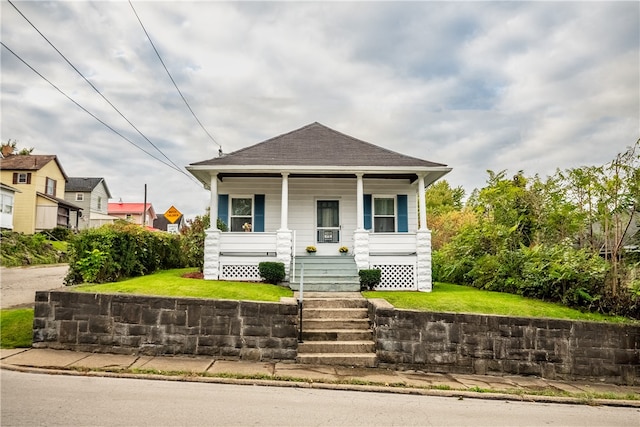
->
64;177;117;230
0;182;20;230
187;122;451;292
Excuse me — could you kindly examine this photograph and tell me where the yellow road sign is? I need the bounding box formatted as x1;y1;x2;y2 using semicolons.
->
164;205;182;224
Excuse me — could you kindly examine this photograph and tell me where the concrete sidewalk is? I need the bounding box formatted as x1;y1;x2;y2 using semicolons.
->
1;348;638;407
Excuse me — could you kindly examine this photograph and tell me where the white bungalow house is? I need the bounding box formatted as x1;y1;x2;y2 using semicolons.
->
187;122;451;292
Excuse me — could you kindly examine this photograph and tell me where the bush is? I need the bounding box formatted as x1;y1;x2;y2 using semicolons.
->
0;231;67;267
39;227;73;241
359;269;381;291
258;262;285;285
65;223;185;285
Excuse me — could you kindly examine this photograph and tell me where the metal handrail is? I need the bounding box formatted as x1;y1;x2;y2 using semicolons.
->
297;263;304;343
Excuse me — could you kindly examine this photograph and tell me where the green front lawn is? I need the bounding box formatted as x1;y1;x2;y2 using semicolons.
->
74;268;293;302
0;308;34;348
364;282;634;324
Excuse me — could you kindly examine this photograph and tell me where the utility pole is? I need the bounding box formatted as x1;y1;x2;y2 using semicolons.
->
143;184;147;227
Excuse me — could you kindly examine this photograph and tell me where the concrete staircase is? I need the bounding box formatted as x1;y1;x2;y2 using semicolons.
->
296;292;377;367
290;256;360;292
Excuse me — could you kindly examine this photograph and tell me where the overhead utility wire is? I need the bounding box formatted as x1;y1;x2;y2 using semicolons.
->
7;0;196;184
1;41;183;175
129;0;222;150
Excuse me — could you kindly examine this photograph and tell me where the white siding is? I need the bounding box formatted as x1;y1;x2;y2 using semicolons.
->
217;176;418;257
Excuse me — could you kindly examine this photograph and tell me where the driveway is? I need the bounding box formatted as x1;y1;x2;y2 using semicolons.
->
0;264;69;309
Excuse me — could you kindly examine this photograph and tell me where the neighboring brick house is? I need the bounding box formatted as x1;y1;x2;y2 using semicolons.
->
187;122;451;291
0;182;20;230
108;202;157;227
0;155;81;233
64;177;117;230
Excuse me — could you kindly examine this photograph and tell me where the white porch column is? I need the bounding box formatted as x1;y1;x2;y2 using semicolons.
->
418;173;427;230
204;172;221;280
416;173;432;291
209;173;219;230
356;173;364;230
279;172;289;231
277;172;292;278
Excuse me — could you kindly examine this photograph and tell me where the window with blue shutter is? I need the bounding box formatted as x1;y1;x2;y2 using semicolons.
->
397;194;408;233
254;194;265;232
363;194;372;230
218;194;228;229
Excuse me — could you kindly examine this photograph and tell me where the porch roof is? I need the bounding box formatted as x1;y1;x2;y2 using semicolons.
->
187;122;451;187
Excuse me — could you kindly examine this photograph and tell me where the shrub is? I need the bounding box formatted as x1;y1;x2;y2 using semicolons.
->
258;262;285;285
39;227;73;241
359;269;381;291
65;223;184;285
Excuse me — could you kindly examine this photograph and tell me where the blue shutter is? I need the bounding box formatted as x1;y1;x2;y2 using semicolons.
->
397;194;408;233
254;194;265;232
363;194;372;230
218;194;228;229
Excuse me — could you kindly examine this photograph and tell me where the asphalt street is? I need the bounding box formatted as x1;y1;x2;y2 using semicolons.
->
3;369;639;427
0;264;68;309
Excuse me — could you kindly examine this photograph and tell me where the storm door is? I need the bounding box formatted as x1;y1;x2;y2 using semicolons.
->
316;200;340;244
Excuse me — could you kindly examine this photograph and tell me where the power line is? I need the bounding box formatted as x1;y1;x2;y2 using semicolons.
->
129;0;222;150
7;0;194;182
1;41;189;177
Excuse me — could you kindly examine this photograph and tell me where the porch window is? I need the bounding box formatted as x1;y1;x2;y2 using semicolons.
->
374;197;395;232
1;194;13;214
230;197;252;232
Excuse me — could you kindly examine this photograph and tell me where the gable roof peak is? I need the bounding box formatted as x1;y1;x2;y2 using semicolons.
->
190;122;448;169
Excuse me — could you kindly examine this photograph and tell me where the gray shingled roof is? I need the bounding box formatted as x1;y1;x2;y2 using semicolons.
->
67;177;106;193
190;122;447;168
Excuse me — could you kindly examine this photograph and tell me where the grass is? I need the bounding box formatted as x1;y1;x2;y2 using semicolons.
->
363;282;635;324
0;308;34;348
73;268;293;302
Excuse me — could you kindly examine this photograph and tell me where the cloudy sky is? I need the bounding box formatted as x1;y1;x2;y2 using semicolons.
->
2;1;638;220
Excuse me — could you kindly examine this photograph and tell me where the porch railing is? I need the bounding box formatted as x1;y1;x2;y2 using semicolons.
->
219;232;278;256
368;232;417;255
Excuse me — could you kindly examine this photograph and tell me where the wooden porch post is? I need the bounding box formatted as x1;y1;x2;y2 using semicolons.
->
356;173;364;230
280;172;289;230
418;173;427;230
210;172;219;230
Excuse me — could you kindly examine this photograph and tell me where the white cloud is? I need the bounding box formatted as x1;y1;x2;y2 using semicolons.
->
1;1;638;218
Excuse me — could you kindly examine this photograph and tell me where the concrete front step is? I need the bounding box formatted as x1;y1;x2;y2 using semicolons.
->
303;308;368;320
302;329;374;341
290;283;361;292
296;353;378;368
302;318;371;330
298;341;376;354
302;298;368;309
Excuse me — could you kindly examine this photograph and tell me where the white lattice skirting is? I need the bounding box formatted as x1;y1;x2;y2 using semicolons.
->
220;264;261;281
371;263;417;290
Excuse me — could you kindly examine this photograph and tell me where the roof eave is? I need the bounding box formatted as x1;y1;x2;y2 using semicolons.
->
186;164;452;189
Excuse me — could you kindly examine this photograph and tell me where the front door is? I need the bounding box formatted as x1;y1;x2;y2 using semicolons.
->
316;200;340;254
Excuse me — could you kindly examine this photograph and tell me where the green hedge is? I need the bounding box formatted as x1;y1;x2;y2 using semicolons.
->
65;222;185;285
258;262;285;285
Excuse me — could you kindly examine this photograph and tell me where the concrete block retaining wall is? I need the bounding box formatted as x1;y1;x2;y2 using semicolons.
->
368;299;639;385
33;291;298;361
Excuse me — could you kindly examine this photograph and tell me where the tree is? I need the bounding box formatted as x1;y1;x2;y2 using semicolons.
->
1;139;33;156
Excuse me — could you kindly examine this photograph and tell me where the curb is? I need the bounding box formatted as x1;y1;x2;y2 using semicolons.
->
2;364;639;408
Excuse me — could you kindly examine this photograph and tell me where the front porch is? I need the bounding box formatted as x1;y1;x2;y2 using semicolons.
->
206;229;431;291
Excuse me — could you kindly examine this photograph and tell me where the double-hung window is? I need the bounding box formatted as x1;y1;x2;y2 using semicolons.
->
230;197;252;232
373;197;395;232
1;194;13;214
45;177;56;196
75;193;84;202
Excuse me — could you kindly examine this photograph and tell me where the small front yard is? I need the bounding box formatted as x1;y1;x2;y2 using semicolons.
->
363;282;634;324
3;269;636;349
73;268;293;302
